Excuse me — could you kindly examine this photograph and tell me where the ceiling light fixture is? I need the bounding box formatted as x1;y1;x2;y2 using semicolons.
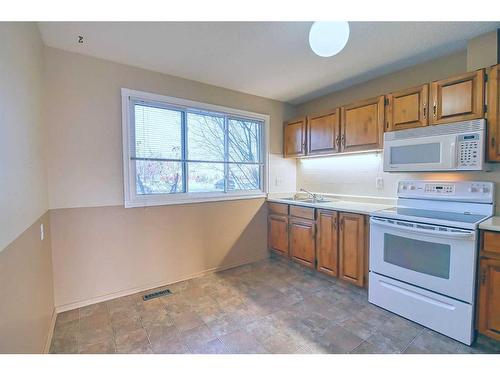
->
309;21;350;57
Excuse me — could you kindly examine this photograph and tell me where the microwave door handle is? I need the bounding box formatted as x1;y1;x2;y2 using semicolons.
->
371;218;474;239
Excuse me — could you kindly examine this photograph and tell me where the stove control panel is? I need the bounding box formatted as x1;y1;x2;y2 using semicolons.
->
398;180;495;203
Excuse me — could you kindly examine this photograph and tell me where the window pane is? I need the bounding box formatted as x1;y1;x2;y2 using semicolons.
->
188;162;225;193
187;112;225;162
134;104;182;159
228;118;261;163
228;164;260;191
135;160;183;195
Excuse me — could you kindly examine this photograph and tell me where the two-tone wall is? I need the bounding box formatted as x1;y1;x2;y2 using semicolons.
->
0;23;54;353
43;48;297;311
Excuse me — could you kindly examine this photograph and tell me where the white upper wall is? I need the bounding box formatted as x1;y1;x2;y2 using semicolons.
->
0;23;48;251
43;47;296;209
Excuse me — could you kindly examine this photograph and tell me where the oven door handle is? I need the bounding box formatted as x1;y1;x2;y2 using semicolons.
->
370;218;475;239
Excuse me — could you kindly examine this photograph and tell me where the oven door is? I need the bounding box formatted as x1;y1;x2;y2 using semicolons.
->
383;133;456;172
369;217;477;303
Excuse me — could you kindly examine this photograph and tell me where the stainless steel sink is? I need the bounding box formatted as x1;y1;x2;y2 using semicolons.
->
281;197;335;204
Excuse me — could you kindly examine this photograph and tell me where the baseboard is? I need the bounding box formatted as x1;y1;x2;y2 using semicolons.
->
55;255;269;313
43;308;57;354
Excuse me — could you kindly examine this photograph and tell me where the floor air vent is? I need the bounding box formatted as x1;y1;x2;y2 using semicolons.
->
142;289;172;301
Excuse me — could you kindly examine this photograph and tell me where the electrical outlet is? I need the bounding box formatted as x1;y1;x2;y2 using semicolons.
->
376;176;384;190
40;223;44;241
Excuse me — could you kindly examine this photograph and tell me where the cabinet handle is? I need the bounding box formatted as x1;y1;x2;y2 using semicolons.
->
481;268;487;285
333;217;337;230
340;218;344;230
335;136;340;147
341;135;346;146
433;103;437;117
423;106;427;119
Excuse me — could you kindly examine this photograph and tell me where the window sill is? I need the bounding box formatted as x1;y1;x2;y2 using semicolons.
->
124;192;267;208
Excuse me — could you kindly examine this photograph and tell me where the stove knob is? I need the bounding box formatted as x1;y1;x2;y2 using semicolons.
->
469;187;477;193
409;185;416;190
481;187;489;193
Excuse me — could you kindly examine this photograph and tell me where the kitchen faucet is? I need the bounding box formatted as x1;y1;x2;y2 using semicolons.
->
296;188;324;202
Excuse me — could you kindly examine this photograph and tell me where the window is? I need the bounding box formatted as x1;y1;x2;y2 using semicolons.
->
122;89;268;207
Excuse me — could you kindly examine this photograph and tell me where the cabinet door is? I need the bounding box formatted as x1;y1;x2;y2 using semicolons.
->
477;257;500;340
430;70;485;125
316;210;338;277
289;218;316;269
487;65;500;161
338;213;365;287
307;110;340;155
268;214;289;257
284;119;306;158
340;96;384;152
386;84;429;131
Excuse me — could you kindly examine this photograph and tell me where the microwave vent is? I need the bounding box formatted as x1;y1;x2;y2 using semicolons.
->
385;119;485;141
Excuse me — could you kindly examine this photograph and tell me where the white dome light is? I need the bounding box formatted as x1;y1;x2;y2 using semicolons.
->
309;21;350;57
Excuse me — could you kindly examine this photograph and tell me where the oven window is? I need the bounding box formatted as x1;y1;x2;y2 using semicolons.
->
390;143;441;164
383;233;450;279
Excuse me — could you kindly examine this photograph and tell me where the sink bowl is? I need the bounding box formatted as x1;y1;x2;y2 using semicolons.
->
281;197;335;204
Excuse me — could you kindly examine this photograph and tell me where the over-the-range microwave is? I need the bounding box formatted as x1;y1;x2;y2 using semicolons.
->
383;119;487;172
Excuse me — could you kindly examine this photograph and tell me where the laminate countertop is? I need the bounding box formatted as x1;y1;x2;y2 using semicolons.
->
267;197;394;216
479;216;500;232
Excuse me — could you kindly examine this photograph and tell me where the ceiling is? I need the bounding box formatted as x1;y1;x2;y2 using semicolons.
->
38;22;500;104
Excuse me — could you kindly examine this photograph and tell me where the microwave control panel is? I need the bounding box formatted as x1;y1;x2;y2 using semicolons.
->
457;133;480;168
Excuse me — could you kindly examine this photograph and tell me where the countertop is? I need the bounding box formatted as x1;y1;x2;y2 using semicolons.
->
479;216;500;232
267;196;394;215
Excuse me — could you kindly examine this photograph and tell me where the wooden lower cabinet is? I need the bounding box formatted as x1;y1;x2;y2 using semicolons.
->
338;212;366;287
316;210;339;277
478;257;500;340
289;217;316;268
268;214;289;257
267;202;368;287
478;230;500;341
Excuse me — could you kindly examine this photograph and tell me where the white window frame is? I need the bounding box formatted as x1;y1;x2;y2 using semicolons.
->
122;88;269;208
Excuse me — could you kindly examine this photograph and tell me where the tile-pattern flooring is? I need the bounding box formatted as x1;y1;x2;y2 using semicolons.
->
50;257;500;354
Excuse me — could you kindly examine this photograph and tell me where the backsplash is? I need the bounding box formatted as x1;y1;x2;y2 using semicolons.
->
297;151;500;212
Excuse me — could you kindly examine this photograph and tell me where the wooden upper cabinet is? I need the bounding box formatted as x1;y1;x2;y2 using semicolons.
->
338;212;365;287
284;119;306;158
316;210;338;277
307;110;340;155
340;96;384;152
268;214;289;257
289;217;316;269
386;84;429;131
487;65;500;162
477;257;500;341
430;70;485;125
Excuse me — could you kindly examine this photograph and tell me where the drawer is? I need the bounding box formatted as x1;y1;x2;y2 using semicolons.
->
482;231;500;257
289;205;315;220
268;202;288;215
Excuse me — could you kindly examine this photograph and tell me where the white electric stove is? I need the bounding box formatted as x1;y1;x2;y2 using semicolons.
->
369;180;495;345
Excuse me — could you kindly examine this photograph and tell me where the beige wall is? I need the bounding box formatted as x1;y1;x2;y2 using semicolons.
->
0;23;54;353
0;213;54;353
44;47;296;209
43;47;296;309
294;50;500;208
296;51;467;115
50;200;267;309
0;23;48;250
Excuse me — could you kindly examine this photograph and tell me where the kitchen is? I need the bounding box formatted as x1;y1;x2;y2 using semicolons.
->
1;12;500;371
